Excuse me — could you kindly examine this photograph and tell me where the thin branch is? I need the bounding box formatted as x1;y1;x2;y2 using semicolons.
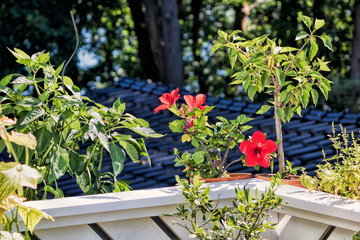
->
61;11;80;89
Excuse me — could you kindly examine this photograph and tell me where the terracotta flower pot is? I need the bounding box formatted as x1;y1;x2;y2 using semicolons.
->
200;173;253;183
255;174;306;188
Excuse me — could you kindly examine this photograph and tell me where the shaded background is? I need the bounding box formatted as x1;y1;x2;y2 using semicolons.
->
1;0;359;111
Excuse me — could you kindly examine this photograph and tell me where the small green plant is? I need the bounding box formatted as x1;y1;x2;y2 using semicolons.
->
213;15;333;174
0;113;53;239
301;124;360;200
353;230;360;240
0;49;162;199
171;175;282;240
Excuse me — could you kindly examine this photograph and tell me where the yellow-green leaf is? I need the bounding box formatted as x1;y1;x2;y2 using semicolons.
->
18;206;54;234
182;134;191;143
314;19;325;31
1;164;41;189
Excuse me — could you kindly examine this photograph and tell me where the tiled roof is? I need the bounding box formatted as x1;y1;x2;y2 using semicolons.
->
58;78;360;196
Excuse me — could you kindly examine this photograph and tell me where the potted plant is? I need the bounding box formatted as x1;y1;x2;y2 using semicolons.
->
301;124;360;199
154;89;278;181
170;174;283;240
0;49;163;199
213;15;333;182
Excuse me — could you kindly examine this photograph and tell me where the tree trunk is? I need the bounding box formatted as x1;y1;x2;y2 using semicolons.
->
143;0;166;83
161;0;184;87
191;0;207;93
234;2;250;32
351;3;360;80
127;0;159;82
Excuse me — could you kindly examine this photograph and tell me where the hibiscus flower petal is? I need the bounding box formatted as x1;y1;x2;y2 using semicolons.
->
239;140;255;154
195;94;206;106
154;104;169;113
244;153;260;166
184;95;195;110
252;131;266;143
262;140;278;154
258;154;271;168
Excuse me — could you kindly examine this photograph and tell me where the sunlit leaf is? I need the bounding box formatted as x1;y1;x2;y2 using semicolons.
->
19;108;45;125
314;19;325;31
18;206;54;234
1;164;41;189
295;31;309;41
319;35;333;52
300;15;313;30
110;142;126;176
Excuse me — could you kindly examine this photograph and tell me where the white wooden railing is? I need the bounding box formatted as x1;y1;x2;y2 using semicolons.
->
22;179;360;240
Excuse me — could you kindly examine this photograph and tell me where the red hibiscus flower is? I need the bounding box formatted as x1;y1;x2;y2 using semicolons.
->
154;88;180;113
239;131;277;168
183;94;208;112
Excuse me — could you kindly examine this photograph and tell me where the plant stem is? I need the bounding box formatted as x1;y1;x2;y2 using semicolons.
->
273;76;285;174
25;147;29;165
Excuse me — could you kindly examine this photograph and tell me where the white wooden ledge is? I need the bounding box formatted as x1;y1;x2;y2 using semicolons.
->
22;179;360;240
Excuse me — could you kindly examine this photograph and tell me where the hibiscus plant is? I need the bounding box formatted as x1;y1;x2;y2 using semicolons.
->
154;89;277;178
213;15;333;174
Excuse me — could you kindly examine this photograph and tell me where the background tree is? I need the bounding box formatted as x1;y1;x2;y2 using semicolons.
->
1;0;359;110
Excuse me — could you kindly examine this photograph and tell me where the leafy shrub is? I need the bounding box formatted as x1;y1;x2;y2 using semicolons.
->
301;125;360;200
0;49;162;199
171;175;282;240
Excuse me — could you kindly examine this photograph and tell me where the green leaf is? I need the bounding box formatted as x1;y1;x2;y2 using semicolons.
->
55;61;65;76
0;74;16;87
19;108;45;125
48;148;70;183
1;163;41;190
311;89;319;106
261;72;270;88
275;108;285;122
248;85;256;101
192;151;205;165
256;105;271;114
318;84;329;100
314;19;325;31
130;126;164;138
110;142;126;176
279;47;298;53
211;42;223;54
120;140;139;162
17;97;43;108
69;151;86;175
12;76;36;84
217;30;228;40
34;127;52;155
228;48;237;69
18;206;53;234
35;52;50;63
300;15;313;30
169;120;186;133
236;114;253;124
295;31;309;41
309;37;318;61
319;35;333;52
96;124;110;152
301;89;310;108
8;48;30;59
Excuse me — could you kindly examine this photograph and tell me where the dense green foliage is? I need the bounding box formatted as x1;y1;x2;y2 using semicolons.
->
0;49;161;199
171;175;282;240
0;0;358;110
